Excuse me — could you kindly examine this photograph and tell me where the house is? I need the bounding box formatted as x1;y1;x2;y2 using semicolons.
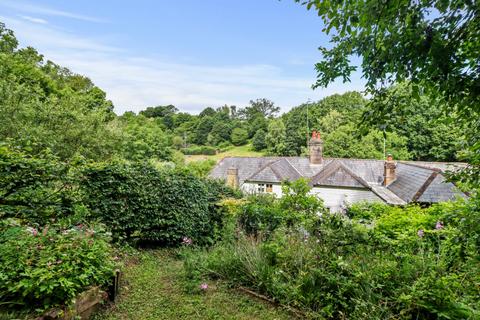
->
209;131;468;212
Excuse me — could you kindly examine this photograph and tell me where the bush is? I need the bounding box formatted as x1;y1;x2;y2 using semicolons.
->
183;197;480;319
237;179;326;238
181;145;217;155
0;222;116;312
79;161;234;246
230;128;248;146
252;129;267;151
0;145;78;225
185;159;216;178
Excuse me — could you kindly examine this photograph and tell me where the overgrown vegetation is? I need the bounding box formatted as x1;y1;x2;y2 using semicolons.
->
93;250;295;320
183;191;480;319
0;6;478;318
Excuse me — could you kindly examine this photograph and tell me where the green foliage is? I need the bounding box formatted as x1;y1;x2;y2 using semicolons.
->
296;0;479;185
364;83;465;161
251;129;267;151
239;98;279;120
265;118;287;155
0;145;76;224
238;179;325;238
0;222;115;312
230;127;248;146
181;145;217;155
0;24;116;161
79;161;233;246
115;113;172;161
184;159;216;178
184;197;480;319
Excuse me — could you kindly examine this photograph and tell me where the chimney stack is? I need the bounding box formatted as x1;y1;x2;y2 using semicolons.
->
383;154;396;186
309;131;323;165
226;167;239;188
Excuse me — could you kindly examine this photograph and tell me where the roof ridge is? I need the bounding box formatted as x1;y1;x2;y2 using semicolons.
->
412;171;440;202
244;159;281;182
399;161;442;172
284;158;303;178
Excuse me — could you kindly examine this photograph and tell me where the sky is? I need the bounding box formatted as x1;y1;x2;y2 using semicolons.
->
0;0;365;114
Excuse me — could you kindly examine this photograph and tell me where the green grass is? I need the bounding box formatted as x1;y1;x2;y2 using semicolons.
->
93;250;294;320
185;144;264;163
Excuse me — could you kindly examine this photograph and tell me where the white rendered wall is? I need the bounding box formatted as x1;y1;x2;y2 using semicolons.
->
309;186;383;212
242;182;384;212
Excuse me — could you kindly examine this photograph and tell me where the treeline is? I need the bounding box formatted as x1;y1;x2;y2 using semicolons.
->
0;22;465;164
134;87;465;162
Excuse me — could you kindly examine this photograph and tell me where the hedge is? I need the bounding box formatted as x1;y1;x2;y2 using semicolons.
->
79;161;234;246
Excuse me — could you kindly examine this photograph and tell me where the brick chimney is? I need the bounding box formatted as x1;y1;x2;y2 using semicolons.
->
226;167;239;188
383;154;396;186
309;131;323;165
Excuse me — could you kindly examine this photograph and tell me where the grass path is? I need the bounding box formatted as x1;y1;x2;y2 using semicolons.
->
93;250;293;320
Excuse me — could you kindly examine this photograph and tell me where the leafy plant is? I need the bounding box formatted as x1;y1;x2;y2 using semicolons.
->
0;222;116;313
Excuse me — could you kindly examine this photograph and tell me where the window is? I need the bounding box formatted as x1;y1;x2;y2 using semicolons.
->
266;184;273;193
257;183;265;193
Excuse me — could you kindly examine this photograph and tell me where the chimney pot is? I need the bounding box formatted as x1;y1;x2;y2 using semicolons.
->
309;131;323;165
384;155;396;186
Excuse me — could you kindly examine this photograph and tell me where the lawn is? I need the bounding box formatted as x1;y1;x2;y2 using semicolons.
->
185;144;264;163
93;250;295;320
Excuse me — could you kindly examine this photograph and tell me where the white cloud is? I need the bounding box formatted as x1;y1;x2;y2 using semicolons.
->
1;13;365;115
1;0;106;23
19;15;48;24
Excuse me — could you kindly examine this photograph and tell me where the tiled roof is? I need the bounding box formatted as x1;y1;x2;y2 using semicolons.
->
387;163;434;202
209;156;468;204
417;174;467;203
310;160;370;188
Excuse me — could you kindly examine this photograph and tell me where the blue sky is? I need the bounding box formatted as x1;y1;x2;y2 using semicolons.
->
0;0;364;114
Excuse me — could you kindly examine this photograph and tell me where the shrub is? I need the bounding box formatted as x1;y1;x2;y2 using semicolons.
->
0;145;77;225
0;222;116;312
183;197;480;319
79;161;234;246
185;159;216;178
252;129;267;151
230;128;248;146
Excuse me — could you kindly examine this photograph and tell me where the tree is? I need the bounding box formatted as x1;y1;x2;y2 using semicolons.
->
240;98;280;120
297;0;479;186
140;105;178;118
199;107;216;118
140;105;178;130
248;116;268;138
208;121;232;146
266;119;287;155
365;83;464;161
252;129;267;151
231;128;248;146
194;116;215;145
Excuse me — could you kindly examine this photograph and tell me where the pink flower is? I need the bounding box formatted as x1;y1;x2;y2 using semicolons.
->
417;229;424;238
435;221;444;230
199;283;208;291
182;237;193;245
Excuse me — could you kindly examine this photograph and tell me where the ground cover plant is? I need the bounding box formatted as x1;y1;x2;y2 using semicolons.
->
183;188;480;319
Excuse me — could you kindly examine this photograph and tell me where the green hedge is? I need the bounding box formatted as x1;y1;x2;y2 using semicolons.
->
181;145;217;155
79;161;234;246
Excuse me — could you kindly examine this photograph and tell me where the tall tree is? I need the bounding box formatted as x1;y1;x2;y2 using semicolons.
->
239;98;280;120
297;0;479;186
